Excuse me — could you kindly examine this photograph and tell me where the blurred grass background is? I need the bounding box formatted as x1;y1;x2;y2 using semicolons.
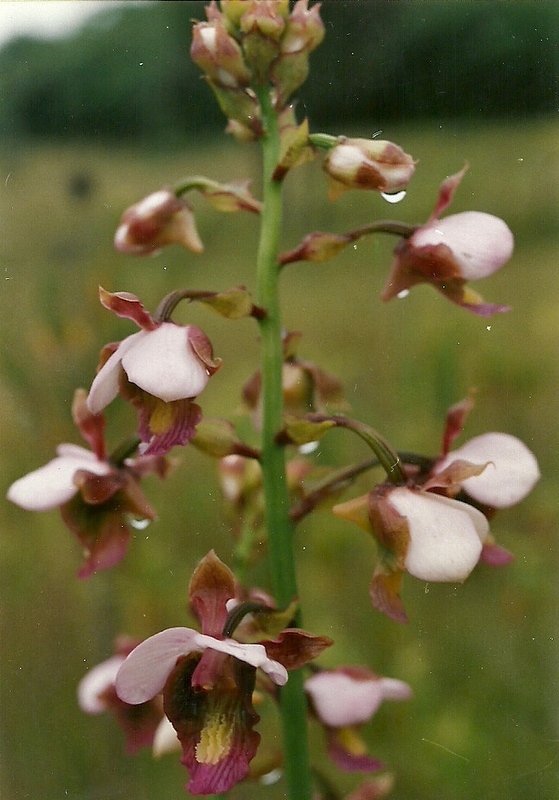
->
1;3;559;800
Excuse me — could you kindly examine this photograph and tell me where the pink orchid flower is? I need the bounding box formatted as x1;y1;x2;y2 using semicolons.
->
334;398;539;622
78;637;164;753
381;165;514;315
6;389;168;578
115;551;331;795
306;666;411;772
87;288;221;456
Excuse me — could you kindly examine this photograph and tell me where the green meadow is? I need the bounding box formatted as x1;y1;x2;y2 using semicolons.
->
1;118;558;799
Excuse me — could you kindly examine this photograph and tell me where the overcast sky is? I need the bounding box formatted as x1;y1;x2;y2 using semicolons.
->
0;1;140;50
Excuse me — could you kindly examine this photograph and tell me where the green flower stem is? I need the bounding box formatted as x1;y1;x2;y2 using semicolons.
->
308;132;339;149
309;413;406;484
255;86;313;800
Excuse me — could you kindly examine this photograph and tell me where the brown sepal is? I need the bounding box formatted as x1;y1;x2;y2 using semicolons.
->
263;629;333;670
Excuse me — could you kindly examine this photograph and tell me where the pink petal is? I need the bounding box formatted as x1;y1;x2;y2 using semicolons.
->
116;629;288;706
121;324;210;402
306;671;385;727
138;399;202;456
480;542;515;567
429;165;468;220
194;634;288;685
78;655;124;713
377;677;413;702
115;628;203;704
437;432;540;508
388;488;488;582
87;332;144;414
7;447;110;511
412;212;513;280
327;732;384;773
99;287;157;330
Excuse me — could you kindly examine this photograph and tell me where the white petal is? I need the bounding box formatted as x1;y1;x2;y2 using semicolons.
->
77;655;125;713
389;488;488;583
134;190;175;218
115;627;203;704
56;444;99;461
328;144;364;173
7;450;111;511
120;324;210;402
195;634;288;686
438;432;540;508
378;677;413;702
116;627;288;706
305;671;385;727
412;211;514;279
87;332;145;414
153;716;181;757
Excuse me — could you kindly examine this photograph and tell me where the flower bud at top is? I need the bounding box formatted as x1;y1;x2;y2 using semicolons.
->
270;0;324;106
323;138;416;200
281;0;324;55
240;1;287;80
191;19;251;89
240;1;287;40
114;190;203;256
221;0;289;30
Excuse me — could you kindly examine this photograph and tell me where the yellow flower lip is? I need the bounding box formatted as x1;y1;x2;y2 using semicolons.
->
196;711;233;765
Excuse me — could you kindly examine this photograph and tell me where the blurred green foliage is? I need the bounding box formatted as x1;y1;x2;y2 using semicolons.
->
1;3;559;799
0;0;557;143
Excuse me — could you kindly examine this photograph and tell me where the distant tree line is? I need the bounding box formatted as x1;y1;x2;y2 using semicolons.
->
1;0;557;144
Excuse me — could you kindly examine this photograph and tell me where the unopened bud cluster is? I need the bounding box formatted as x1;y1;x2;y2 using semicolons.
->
191;0;324;135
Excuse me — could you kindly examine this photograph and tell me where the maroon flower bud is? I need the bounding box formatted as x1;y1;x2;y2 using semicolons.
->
323;137;416;200
191;19;251;89
281;0;324;55
240;2;287;80
114;190;203;256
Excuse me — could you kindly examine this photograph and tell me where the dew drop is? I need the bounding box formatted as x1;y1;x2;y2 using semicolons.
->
397;289;410;299
299;441;319;454
129;516;151;531
261;768;283;786
381;189;407;204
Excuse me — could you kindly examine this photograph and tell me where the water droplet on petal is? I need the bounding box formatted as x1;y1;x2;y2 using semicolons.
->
381;190;407;204
397;289;410;299
261;768;283;786
129;516;151;531
299;441;319;455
